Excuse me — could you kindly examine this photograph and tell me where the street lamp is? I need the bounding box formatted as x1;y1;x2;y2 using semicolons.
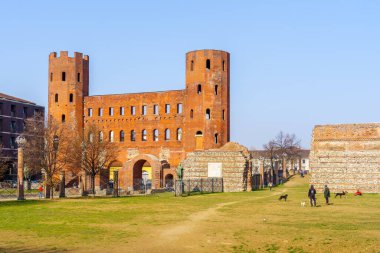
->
53;135;59;151
15;136;26;200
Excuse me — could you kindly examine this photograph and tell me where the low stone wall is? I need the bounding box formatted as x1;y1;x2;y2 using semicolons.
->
310;123;380;193
182;148;250;192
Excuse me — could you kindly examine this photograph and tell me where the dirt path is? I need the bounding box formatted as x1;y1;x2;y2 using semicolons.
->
127;190;285;253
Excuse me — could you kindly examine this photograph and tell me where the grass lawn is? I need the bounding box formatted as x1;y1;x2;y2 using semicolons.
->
0;175;379;253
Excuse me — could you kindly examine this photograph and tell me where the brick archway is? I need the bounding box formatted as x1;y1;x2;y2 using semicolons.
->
120;154;161;190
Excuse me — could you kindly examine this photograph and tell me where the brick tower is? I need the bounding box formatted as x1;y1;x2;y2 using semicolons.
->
183;50;230;151
48;51;89;132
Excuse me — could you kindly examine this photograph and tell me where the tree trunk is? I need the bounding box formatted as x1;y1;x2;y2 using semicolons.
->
91;174;96;196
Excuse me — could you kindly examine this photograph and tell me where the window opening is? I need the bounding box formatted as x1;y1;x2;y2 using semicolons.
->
215;85;218;95
177;103;182;114
142;105;147;115
165;104;170;114
214;133;218;144
120;130;125;142
154;104;158;115
153;129;158;141
77;73;80;82
206;109;211;119
142;129;147;141
120;107;125;116
197;84;202;94
69;93;73;102
55;94;58;102
109;131;114;142
109;107;114;116
61;114;66;123
62;72;66;81
177;128;182;141
131;106;136;115
131;130;136;141
206;59;210;69
165;129;170;140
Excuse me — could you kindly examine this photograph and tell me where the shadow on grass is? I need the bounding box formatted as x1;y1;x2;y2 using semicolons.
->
0;199;48;207
0;245;66;253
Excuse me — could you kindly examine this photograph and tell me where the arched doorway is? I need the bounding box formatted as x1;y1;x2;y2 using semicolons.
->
120;154;162;191
133;160;153;191
164;174;174;188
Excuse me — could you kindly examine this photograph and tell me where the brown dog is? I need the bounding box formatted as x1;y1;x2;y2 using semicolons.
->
335;191;348;198
279;194;288;201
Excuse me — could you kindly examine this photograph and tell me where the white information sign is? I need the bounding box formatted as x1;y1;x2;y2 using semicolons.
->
208;163;222;178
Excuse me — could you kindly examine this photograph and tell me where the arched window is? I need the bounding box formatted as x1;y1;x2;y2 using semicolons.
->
62;72;66;81
177;128;182;141
206;59;210;69
120;130;125;142
55;94;58;102
77;73;80;82
214;85;218;95
109;131;114;142
190;60;194;71
197;84;202;95
196;131;203;136
165;129;170;140
142;129;147;141
214;133;218;144
99;131;103;142
222;109;225;120
89;133;94;142
131;130;136;141
69;93;73;103
206;109;211;119
61;114;65;123
190;109;194;118
222;60;225;71
153;129;158;141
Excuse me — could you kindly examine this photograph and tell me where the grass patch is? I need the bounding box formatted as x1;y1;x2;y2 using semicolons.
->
0;175;379;252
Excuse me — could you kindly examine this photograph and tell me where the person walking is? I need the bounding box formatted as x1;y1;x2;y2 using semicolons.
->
324;185;330;205
308;185;317;207
38;184;43;199
268;181;273;191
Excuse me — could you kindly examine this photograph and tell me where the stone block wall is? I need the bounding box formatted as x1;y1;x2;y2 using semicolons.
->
182;148;249;192
310;123;380;193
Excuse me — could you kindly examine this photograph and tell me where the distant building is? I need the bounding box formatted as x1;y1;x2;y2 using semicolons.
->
250;149;310;187
0;93;44;180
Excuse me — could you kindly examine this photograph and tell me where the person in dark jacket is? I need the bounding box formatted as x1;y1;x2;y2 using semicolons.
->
324;185;330;204
308;185;317;207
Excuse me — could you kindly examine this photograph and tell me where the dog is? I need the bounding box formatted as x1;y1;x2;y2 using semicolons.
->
278;194;288;201
335;191;348;198
300;201;306;207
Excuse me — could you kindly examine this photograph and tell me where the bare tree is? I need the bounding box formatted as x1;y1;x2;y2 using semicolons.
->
23;114;73;198
263;131;301;182
0;144;9;181
70;123;119;195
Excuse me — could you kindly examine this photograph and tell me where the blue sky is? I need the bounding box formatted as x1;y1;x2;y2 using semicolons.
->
1;1;379;149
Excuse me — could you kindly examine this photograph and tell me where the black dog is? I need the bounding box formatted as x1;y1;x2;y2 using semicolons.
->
335;191;348;198
279;194;288;201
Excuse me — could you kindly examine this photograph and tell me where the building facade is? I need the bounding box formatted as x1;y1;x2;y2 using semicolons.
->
310;123;380;193
0;93;44;180
48;50;230;191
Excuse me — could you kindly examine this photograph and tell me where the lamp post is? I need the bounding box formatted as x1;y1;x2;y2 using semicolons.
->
48;135;59;198
16;136;26;200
